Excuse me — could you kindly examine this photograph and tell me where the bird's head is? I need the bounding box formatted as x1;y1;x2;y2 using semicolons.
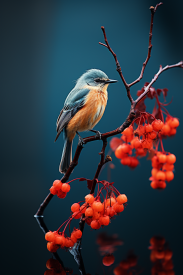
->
75;69;117;89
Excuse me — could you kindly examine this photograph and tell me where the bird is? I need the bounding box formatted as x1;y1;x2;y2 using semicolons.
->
55;69;117;174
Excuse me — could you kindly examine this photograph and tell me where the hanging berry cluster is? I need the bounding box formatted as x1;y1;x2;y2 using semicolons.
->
46;178;127;252
45;228;82;252
149;236;174;275
110;83;179;189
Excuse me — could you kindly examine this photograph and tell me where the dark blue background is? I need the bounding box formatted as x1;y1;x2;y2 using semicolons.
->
1;0;183;274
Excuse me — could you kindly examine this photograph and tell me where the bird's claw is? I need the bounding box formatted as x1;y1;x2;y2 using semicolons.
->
89;129;102;140
76;131;85;147
95;131;102;140
79;136;85;147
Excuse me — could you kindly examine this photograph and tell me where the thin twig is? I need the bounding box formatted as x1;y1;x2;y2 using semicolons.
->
99;3;162;101
129;3;163;87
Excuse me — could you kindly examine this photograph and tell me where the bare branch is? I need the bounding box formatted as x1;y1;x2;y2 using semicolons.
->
134;61;183;108
99;26;134;104
129;3;163;88
99;3;162;102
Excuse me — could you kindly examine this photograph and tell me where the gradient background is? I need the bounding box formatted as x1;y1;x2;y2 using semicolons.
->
1;0;183;274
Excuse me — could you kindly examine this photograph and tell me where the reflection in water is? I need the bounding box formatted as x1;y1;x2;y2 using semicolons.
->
113;251;141;275
97;232;123;267
41;219;175;275
149;236;174;275
44;258;69;275
97;232;123;255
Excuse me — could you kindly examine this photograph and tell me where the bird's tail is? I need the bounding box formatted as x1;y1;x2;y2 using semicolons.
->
59;130;73;174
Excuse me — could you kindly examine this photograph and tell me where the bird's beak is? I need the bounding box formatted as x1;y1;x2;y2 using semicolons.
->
105;79;118;84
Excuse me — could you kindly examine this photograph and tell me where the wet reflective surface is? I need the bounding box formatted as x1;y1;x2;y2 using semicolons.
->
2;0;183;274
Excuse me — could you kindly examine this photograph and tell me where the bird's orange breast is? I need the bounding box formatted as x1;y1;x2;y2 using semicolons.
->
67;87;108;141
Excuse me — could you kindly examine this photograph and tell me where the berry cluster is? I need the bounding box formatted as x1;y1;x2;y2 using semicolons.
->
113;252;138;275
111;118;166;168
50;178;82;199
46;179;127;252
83;191;127;230
161;117;179;137
45;228;82;252
110;84;179;189
50;180;70;199
150;152;176;189
149;236;174;275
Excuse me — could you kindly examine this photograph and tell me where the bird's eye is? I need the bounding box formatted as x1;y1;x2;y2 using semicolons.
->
94;78;101;83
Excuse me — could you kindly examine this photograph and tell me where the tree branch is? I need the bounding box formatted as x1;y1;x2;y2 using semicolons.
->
35;3;182;220
35;59;183;218
129;3;163;88
99;3;162;102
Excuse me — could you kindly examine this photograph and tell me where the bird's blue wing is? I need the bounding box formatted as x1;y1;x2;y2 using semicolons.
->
55;88;90;141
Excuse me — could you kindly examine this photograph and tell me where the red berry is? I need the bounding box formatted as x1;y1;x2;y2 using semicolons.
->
116;194;127;204
156;171;166;181
71;203;80;212
164;249;173;260
50;186;58;195
121;157;131;166
131;137;141;149
136;147;146;157
162;163;174;171
145;124;153;133
161;123;170;135
85;207;94;217
55;235;66;246
113;203;124;213
106;207;116;217
100;215;110;226
65;238;74;248
70;233;77;243
92;201;104;212
47;242;59;252
169;128;177;136
115;145;128;159
53;180;62;190
110;137;122;151
105;197;116;207
45;231;55;242
150;181;159;189
129;157;139;168
122;126;133;136
72;211;82;219
102;254;115;266
80;203;87;213
57;190;67;199
152;119;164;131
148;131;157;139
158;154;167;163
166;154;176;164
62;183;70;193
90;220;101;229
165;171;174;182
142;138;153;149
73;229;82;239
157;180;166;189
167;117;179;128
85;194;95;204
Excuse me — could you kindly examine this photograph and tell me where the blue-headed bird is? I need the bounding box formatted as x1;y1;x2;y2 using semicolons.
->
55;69;117;174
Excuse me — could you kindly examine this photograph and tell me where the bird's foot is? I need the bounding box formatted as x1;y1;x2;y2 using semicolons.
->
89;129;102;140
76;131;85;147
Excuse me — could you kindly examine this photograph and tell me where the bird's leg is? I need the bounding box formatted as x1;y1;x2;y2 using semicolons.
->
76;131;85;146
89;129;102;140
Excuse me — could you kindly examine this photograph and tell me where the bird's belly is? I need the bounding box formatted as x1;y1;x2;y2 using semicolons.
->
67;100;106;141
